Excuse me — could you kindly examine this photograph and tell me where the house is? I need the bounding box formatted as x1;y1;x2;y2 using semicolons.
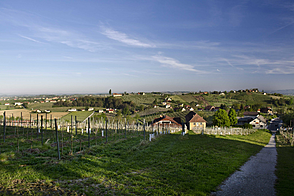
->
249;115;267;129
44;110;51;113
259;107;273;115
68;108;77;112
88;108;94;111
165;97;172;102
113;93;122;97
152;115;182;128
98;109;104;113
244;105;251;110
166;103;171;108
14;102;23;106
4;103;10;106
185;111;206;130
237;117;254;126
178;103;184;107
153;105;157;108
162;102;167;106
108;109;114;113
205;105;215;111
243;112;259;117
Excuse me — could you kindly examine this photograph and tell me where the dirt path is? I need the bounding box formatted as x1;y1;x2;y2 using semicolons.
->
212;134;277;196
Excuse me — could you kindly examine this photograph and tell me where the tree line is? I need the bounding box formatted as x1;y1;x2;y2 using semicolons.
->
53;96;137;114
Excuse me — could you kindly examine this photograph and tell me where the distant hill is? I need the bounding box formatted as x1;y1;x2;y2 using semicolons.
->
266;89;294;95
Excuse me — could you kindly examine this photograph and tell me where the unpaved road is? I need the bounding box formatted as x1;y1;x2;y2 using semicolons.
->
212;134;277;196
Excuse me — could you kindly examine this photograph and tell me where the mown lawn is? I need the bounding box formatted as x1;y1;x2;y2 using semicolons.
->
275;133;294;196
0;129;271;195
61;111;93;122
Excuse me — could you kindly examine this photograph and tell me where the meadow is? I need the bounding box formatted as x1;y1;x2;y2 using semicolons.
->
0;126;272;195
275;132;294;196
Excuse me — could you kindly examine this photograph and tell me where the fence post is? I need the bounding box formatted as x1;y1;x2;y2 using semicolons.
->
37;114;39;138
143;119;146;140
125;118;127;139
41;116;43;145
88;118;90;148
106;118;108;143
182;122;185;136
21;112;23;128
71;115;73;134
3;111;6;142
75;116;77;135
55;119;61;160
45;113;47;130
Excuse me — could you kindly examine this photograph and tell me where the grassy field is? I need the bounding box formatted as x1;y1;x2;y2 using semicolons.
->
122;94;164;106
0;128;272;195
0;109;68;120
275;133;294;196
27;103;86;112
61;111;93;122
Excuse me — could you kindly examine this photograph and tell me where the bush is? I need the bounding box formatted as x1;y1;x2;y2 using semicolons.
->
243;123;253;129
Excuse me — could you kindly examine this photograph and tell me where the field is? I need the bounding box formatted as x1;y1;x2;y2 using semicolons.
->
0;109;68;120
27;103;86;112
61;111;93;122
122;94;164;106
0;128;272;195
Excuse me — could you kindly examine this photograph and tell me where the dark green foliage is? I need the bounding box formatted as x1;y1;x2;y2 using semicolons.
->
54;96;136;113
228;108;238;126
243;123;253;129
213;109;230;127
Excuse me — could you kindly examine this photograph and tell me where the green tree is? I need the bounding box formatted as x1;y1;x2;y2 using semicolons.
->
289;98;293;105
213;109;230;127
228;108;238;126
139;105;145;111
109;89;112;95
116;110;122;119
122;107;130;115
153;98;158;105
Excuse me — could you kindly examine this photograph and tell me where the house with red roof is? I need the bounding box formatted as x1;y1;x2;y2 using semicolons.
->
151;115;182;128
185;111;207;130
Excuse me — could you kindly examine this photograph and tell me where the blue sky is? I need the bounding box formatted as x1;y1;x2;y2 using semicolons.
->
1;0;294;95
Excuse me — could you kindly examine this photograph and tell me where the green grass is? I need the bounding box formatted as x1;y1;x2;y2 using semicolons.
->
61;111;93;122
275;133;294;196
0;128;272;195
122;94;164;106
27;103;87;112
170;95;188;103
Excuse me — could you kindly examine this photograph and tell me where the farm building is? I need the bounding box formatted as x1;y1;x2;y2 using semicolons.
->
249;115;267;129
113;93;122;97
151;115;182;128
185;111;206;130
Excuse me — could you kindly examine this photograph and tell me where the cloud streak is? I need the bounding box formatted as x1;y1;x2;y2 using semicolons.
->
18;34;44;44
152;55;207;73
100;26;155;48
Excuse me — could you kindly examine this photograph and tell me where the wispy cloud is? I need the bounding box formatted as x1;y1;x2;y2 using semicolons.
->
152;55;207;73
18;34;44;44
100;26;155;48
266;66;294;74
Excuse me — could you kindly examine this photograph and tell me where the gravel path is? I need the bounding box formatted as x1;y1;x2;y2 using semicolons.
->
212;133;277;196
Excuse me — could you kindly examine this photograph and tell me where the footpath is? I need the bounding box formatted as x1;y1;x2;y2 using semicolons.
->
212;133;277;196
